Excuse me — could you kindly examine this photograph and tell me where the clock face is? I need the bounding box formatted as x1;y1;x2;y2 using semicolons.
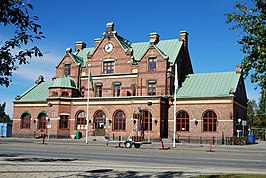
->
105;43;114;53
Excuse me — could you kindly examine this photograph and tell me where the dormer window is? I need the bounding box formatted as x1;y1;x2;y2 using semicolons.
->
103;60;114;74
64;63;71;76
148;56;156;71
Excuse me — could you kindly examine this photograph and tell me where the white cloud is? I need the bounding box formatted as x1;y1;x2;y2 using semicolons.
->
13;53;60;82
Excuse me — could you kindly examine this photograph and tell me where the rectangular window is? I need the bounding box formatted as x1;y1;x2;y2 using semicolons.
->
148;57;156;71
64;64;71;76
148;82;156;96
103;61;114;74
113;84;121;97
95;85;102;97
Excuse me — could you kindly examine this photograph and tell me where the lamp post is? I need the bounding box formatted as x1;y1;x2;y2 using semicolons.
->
47;103;53;142
147;102;152;143
238;118;242;137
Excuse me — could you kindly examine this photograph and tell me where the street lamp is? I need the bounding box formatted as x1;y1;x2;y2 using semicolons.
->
47;103;53;142
238;118;242;137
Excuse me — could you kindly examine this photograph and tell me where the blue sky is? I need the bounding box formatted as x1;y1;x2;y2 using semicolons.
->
0;0;260;117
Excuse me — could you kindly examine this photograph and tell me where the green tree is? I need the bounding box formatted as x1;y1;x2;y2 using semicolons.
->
0;102;10;123
226;0;266;96
257;95;266;127
0;0;45;87
247;99;258;127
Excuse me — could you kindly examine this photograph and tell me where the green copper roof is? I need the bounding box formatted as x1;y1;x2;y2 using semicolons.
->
75;47;94;67
16;82;53;102
176;72;241;98
120;38;182;63
50;76;77;89
156;39;182;63
116;35;132;50
130;41;150;61
69;53;84;67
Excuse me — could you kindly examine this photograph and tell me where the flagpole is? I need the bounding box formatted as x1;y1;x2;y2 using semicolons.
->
173;63;178;148
86;70;90;144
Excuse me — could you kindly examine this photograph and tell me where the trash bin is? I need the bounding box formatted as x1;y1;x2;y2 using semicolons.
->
76;131;82;139
248;134;255;144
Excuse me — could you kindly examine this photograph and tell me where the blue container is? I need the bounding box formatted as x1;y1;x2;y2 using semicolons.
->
0;123;12;137
248;134;255;144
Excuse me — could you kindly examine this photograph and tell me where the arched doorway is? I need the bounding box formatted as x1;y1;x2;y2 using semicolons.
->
94;111;106;136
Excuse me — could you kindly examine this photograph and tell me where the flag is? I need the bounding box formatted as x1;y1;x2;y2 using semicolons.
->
89;71;94;92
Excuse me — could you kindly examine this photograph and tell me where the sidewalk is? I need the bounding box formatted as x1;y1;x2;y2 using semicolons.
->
2;137;266;152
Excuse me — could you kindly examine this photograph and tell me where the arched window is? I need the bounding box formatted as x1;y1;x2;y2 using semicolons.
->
59;115;69;129
203;111;217;132
21;112;31;129
113;111;126;131
76;111;86;130
94;111;106;129
142;111;152;131
37;112;47;129
176;111;189;131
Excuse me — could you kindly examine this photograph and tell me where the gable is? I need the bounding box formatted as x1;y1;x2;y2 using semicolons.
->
56;53;82;69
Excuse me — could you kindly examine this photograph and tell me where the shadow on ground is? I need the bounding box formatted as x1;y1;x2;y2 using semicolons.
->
62;169;195;178
0;153;22;157
5;157;77;162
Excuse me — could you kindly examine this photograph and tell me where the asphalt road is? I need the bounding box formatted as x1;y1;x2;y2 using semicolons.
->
0;138;266;177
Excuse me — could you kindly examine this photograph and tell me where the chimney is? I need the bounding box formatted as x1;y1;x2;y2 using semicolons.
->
149;32;160;45
179;31;188;47
94;38;101;48
236;64;242;74
106;22;114;33
66;47;72;54
75;41;87;52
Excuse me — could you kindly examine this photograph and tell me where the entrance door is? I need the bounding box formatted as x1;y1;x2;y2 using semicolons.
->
94;111;106;136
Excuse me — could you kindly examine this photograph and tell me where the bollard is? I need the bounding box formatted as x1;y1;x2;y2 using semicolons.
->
226;137;228;145
42;133;46;144
118;136;121;147
222;132;224;145
160;138;165;149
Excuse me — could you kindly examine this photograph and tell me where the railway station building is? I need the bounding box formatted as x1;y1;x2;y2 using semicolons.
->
12;22;247;141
